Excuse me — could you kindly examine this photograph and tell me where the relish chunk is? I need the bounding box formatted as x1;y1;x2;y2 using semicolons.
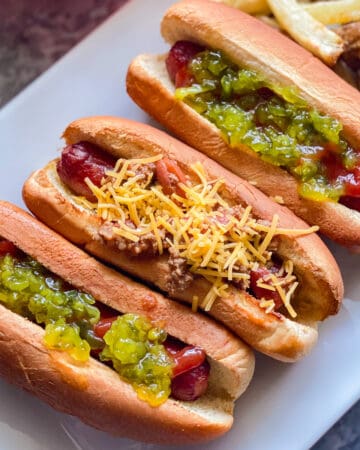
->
0;254;99;361
100;314;172;406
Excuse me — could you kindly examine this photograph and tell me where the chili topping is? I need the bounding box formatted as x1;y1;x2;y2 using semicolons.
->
58;143;318;318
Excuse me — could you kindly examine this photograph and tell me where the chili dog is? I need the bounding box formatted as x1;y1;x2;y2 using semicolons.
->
126;0;360;250
23;117;343;362
0;201;255;444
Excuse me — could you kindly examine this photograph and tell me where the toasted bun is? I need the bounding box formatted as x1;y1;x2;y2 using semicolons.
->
125;0;360;250
23;117;343;361
0;201;255;444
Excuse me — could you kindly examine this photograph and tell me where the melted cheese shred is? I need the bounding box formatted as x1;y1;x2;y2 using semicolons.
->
78;155;319;319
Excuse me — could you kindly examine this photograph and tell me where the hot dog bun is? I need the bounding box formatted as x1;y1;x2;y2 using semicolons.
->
0;200;255;444
125;0;360;251
22;117;343;362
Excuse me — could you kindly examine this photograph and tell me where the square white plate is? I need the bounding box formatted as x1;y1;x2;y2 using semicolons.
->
0;1;359;449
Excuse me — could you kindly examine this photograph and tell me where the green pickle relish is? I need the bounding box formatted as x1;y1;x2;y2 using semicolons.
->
175;49;359;202
0;252;172;405
0;254;98;361
100;314;172;406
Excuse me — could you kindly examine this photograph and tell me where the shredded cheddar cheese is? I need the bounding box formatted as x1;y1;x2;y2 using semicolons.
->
192;295;199;313
271;195;285;204
259;299;276;314
76;155;319;318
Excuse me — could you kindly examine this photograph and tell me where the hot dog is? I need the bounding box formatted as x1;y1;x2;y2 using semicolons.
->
22;117;343;362
125;0;360;251
0;201;255;444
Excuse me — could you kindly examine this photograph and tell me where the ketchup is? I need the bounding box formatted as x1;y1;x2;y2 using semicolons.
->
93;317;117;339
164;338;206;377
319;148;360;209
164;337;209;401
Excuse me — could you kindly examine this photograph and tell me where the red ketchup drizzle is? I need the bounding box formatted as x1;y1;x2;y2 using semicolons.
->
344;169;360;197
320;149;360;211
93;317;117;339
340;169;360;199
164;338;206;377
250;267;283;310
165;40;204;87
57;142;116;202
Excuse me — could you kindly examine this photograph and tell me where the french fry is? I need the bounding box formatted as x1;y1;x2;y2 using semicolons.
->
256;14;280;29
267;0;344;65
304;0;360;26
213;0;360;25
211;0;270;14
214;0;360;26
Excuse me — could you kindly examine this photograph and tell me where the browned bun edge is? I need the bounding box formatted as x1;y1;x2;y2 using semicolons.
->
22;117;343;360
0;200;255;443
83;237;319;362
126;52;360;251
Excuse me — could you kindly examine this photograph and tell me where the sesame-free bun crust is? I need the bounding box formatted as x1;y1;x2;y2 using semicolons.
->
0;201;255;444
23;117;343;362
125;0;360;250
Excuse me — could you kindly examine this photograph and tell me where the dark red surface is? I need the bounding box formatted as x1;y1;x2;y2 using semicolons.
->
166;40;204;86
57;142;116;201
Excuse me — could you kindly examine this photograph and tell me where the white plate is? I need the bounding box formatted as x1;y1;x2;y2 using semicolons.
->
0;1;359;449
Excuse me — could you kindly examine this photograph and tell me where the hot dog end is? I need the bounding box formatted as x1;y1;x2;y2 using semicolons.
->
55;141;318;320
0;238;209;406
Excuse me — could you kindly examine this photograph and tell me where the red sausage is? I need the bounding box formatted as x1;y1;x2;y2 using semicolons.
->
0;240;18;257
164;337;209;401
57;142;116;201
171;346;206;378
163;336;185;355
166;41;204;86
340;195;360;212
155;158;187;197
94;317;117;339
95;328;210;402
250;267;283;310
171;359;210;401
164;338;206;377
